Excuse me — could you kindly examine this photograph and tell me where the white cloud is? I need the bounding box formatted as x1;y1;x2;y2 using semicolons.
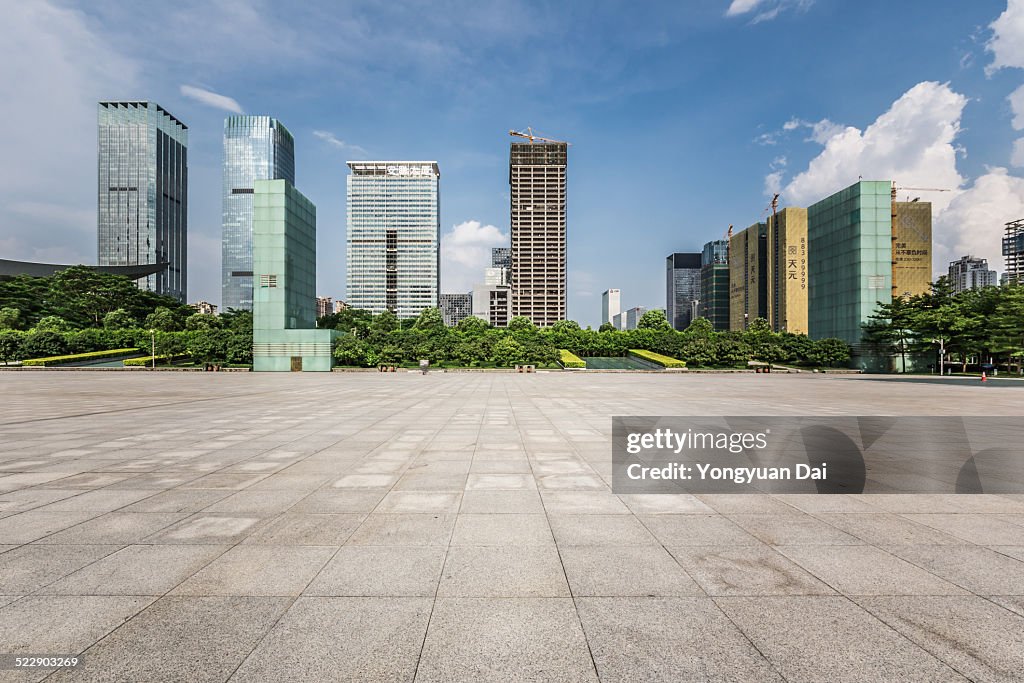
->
179;84;242;113
934;168;1024;272
1009;84;1024;130
775;80;1024;277
987;0;1024;73
726;0;814;23
764;156;787;196
0;1;139;265
440;220;509;293
726;0;766;16
1014;138;1024;167
782;82;967;214
783;117;845;144
312;130;368;157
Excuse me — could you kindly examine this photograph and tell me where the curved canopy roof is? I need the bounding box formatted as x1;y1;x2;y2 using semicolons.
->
0;259;167;281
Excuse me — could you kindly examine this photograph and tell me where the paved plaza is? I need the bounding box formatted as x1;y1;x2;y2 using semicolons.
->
1;371;1023;682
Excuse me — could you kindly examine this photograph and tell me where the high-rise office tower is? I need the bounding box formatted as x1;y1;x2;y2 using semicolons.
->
624;306;647;330
492;247;511;269
729;210;808;334
666;253;702;330
509;139;567;326
891;201;932;299
729;222;768;331
766;207;809;333
472;283;511;327
488;247;511;286
700;241;729;331
346;162;440;318
948;255;997;293
97;102;188;302
316;296;333;319
440;293;473;326
602;289;621;326
222;116;295;311
1004;219;1024;284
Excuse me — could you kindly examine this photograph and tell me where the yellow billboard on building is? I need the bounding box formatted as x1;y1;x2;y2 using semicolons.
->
729;222;766;330
768;207;809;334
892;201;932;299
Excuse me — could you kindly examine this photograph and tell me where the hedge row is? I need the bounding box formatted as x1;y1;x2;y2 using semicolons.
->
123;353;192;367
21;348;140;367
629;349;686;368
559;349;586;368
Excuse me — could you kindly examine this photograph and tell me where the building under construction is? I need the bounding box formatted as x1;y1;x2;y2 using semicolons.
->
509;130;567;327
1003;218;1024;284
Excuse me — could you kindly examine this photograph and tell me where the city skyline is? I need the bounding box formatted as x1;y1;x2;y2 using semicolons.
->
6;1;1024;327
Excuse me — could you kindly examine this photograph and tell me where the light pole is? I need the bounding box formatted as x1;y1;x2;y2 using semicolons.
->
150;329;156;370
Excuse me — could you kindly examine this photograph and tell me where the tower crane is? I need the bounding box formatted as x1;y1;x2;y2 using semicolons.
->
509;127;571;145
890;183;951;203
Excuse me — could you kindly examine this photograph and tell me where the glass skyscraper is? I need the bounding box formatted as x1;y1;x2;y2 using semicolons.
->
346;162;440;318
97;102;188;302
666;253;702;330
700;240;730;331
222;116;295;311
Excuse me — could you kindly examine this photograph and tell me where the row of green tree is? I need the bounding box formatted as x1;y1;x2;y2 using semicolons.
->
864;278;1024;372
0;268;254;364
323;306;852;368
0;266;197;330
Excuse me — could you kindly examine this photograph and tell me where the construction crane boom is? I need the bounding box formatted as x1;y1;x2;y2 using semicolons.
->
509;127;570;145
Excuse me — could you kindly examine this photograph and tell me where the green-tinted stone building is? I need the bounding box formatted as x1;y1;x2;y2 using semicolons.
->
807;180;892;369
252;179;336;371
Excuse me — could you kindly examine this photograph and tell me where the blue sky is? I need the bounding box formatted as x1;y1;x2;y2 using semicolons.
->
3;0;1024;327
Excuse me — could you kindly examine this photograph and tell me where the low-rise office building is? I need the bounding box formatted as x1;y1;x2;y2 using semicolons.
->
252;179;336;371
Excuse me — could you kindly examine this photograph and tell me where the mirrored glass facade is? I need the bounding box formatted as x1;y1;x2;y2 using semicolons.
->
346;162;440;318
808;180;892;359
666;253;701;330
97;102;188;302
700;240;730;331
222;116;295;311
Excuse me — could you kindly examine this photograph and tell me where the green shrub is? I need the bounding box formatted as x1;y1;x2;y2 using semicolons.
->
629;349;686;368
559;349;586;368
22;348;140;367
0;330;25;362
20;331;68;359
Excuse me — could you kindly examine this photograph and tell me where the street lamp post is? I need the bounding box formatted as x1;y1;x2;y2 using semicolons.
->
150;330;156;370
